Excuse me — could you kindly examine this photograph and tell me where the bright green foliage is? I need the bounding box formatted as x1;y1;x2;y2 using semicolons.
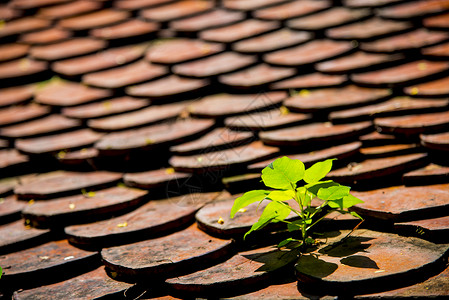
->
231;156;364;249
0;266;2;279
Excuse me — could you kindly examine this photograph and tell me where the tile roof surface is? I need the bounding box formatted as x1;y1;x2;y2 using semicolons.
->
0;0;449;299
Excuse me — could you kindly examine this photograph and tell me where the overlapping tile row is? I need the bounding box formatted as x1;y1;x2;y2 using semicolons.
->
1;0;449;299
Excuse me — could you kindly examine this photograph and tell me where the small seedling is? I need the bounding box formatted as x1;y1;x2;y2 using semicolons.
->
231;156;364;249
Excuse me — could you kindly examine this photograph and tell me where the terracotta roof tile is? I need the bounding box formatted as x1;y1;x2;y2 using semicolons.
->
0;219;50;254
14;170;121;200
326;17;412;40
95;118;214;156
58;9;131;31
169;141;279;174
90;19;159;42
351;60;449;87
12;266;132;299
52;44;147;77
87;101;190;131
395;216;449;243
101;224;233;277
145;38;224;65
360;143;419;158
222;0;289;11
172;52;257;78
0;43;29;62
9;0;70;10
0;240;97;286
0;114;81;139
219;64;295;88
224;109;312;131
284;85;391;113
62;96;150;120
82;60;167;89
271;73;347;90
170;9;245;33
56;147;99;166
30;37;107;61
188;91;287;118
22;186;148;228
361;29;449;53
140;0;214;23
0;104;50;127
0;4;21;21
422;41;449;57
264;39;354;67
352;184;449;221
402;163;449;185
65;192;224;247
18;28;73;45
233;29;311;54
248;141;362;171
113;0;176;11
405;76;449;97
0;17;50;38
327;153;428;185
253;0;331;21
124;168;192;189
378;0;449;19
343;0;404;8
0;149;29;173
126;75;209;99
0;85;35;108
0;58;48;82
170;127;254;155
15;129;105;155
260;121;373;147
315;51;405;74
35;80;112;107
421;131;449;151
296;229;448;295
36;0;103;20
199;19;279;43
424;11;449;29
374;110;449;136
330;97;449;123
359;131;400;146
287;7;372;31
165;245;299;297
0;195;26;224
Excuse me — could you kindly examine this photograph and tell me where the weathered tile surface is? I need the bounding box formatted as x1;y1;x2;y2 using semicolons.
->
189;92;287;118
421;131;449;151
53;44;147;77
65;192;224;247
14;171;121;200
101;224;233;277
30;38;107;61
170;9;245;33
254;0;330;21
296;229;449;295
16;129;104;155
403;163;449;185
219;64;295;88
0;104;50;127
124;168;192;190
22;186;148;228
0;85;35;108
95;118;214;156
0;195;27;224
260;121;372;147
12;266;132;300
140;0;213;23
0;220;50;254
58;9;131;31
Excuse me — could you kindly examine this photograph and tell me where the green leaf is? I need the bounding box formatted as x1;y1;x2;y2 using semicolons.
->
287;219;312;232
243;201;291;239
296;186;314;207
267;190;295;201
261;156;305;189
317;185;350;201
304;159;335;184
306;180;339;196
230;190;269;218
343;194;364;208
350;211;363;220
0;266;2;279
327;194;362;210
278;238;302;248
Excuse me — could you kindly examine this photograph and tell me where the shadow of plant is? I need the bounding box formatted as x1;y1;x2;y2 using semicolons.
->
241;247;301;273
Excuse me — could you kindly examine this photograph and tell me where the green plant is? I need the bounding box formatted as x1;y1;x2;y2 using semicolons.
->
0;266;2;279
231;156;364;249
